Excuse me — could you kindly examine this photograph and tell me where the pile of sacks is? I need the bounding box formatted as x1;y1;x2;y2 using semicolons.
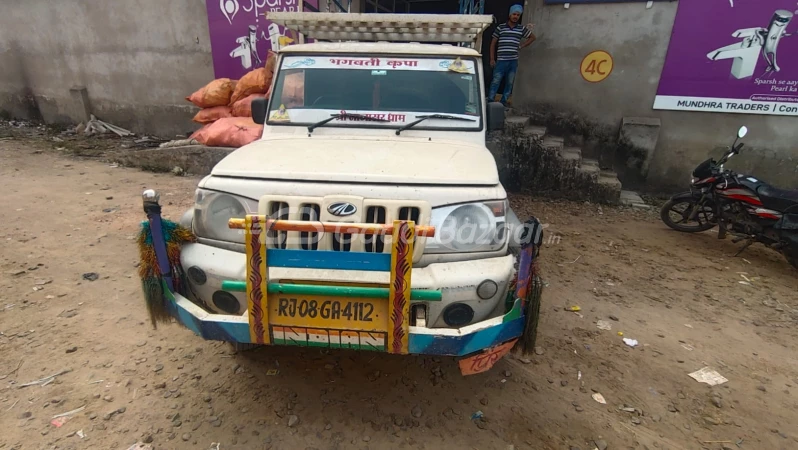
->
186;52;276;148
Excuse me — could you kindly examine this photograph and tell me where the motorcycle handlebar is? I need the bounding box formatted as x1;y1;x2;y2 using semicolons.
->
717;144;743;167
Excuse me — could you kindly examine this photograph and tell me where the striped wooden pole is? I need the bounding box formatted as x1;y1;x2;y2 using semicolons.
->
387;220;414;355
245;216;270;344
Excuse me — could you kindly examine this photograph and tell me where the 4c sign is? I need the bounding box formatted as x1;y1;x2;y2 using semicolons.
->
580;50;613;83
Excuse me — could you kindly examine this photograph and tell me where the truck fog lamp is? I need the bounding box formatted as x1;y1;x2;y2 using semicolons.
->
212;291;241;315
443;303;474;327
477;280;498;299
188;266;207;285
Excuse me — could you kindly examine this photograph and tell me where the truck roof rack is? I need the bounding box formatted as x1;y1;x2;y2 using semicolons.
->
264;12;494;47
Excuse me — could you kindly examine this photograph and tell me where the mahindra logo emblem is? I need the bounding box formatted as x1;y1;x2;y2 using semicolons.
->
327;202;357;217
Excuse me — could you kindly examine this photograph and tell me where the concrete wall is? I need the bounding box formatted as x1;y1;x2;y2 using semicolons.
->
514;0;798;191
0;0;368;137
2;0;794;190
0;0;214;137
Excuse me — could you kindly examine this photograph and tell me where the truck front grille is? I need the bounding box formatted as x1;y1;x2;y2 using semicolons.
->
365;206;387;253
268;202;289;249
299;203;321;251
260;197;428;258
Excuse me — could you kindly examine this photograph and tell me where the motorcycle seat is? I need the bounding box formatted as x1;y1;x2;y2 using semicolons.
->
757;184;798;212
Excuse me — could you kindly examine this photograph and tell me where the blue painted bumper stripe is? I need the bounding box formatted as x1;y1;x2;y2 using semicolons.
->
408;318;524;356
168;289;524;356
268;248;391;272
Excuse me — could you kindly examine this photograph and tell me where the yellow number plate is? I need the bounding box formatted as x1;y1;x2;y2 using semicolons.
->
269;295;387;331
268;295;389;351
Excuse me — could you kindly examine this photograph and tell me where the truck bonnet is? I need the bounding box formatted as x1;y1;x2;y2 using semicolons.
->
210;137;500;186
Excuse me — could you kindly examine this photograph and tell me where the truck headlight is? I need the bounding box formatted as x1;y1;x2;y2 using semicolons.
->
192;189;257;243
425;200;508;253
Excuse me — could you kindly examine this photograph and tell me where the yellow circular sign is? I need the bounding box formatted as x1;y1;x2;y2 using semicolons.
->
580;50;613;83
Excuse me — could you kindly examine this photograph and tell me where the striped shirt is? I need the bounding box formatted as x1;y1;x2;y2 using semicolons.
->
492;22;532;61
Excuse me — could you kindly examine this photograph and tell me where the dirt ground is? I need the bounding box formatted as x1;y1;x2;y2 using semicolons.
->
1;126;798;450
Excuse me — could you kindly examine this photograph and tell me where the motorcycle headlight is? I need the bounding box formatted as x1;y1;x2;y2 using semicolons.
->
193;189;258;243
425;200;508;254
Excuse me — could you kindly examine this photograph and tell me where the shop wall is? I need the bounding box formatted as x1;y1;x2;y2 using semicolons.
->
0;0;325;137
513;0;798;190
0;0;214;136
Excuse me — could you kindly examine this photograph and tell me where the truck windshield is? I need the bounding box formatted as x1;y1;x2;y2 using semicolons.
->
267;55;482;131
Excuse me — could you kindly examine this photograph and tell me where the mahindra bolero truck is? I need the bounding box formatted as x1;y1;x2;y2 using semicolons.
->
141;12;544;376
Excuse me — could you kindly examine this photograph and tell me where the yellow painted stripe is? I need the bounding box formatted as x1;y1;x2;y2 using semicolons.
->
245;215;270;344
258;217;270;344
245;215;260;343
387;220;413;355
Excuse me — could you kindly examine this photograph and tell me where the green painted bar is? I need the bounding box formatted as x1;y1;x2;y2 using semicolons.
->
220;280;442;301
221;280;247;292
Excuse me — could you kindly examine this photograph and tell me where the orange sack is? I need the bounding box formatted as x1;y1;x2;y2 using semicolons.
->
189;123;212;144
229;52;277;105
190;117;263;148
231;93;268;118
192;106;232;124
185;78;237;108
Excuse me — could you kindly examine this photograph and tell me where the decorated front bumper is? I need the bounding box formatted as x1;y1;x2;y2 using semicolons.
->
164;285;525;357
139;192;544;375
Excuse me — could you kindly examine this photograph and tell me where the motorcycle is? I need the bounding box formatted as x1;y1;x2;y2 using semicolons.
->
660;126;798;269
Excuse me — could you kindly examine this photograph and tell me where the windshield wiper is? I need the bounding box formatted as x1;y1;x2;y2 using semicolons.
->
308;113;389;133
395;114;476;135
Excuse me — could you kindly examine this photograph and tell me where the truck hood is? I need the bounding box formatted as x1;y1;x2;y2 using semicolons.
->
210;136;499;186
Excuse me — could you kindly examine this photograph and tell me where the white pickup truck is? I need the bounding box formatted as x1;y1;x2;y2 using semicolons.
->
155;13;543;374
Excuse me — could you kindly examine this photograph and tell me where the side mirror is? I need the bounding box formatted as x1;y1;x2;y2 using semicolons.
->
737;126;748;139
252;98;268;125
486;102;505;132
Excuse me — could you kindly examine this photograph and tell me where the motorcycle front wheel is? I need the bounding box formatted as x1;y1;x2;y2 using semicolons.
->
660;194;716;233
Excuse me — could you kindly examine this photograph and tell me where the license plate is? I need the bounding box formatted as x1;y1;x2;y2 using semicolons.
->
268;295;389;351
270;296;387;330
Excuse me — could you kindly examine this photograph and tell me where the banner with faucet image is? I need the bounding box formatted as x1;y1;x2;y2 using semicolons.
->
206;0;319;80
654;1;798;116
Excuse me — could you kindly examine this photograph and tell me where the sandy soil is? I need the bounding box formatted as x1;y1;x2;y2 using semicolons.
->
1;127;798;450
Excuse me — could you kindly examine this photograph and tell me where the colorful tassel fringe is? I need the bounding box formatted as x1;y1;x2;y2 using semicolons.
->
137;219;196;328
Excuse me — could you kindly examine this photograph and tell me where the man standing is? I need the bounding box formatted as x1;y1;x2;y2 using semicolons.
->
489;4;536;106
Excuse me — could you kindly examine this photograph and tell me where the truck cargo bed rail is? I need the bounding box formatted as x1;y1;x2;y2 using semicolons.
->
265;12;493;47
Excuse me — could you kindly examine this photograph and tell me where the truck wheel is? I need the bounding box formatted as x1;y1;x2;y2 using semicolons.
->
785;251;798;270
522;274;543;353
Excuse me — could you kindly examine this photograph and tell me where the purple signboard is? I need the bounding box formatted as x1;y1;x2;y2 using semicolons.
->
544;0;666;3
654;1;798;116
206;0;319;80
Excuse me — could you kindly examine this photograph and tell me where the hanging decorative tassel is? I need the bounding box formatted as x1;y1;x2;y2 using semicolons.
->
138;190;196;328
522;265;544;354
513;218;545;355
